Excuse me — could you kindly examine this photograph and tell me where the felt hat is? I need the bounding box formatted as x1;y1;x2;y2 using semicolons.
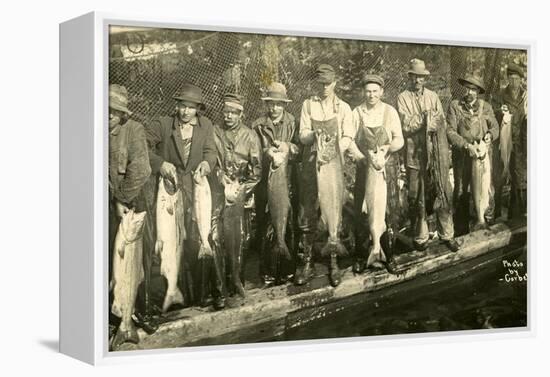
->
458;74;486;94
407;58;430;76
261;82;292;102
173;83;205;108
506;62;524;78
109;84;132;115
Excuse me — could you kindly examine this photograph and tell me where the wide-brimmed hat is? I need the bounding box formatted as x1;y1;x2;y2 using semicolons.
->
506;62;524;78
362;73;385;88
407;58;430;76
458;74;486;94
314;64;336;84
109;84;132;115
173;83;205;108
223;93;244;111
261;82;292;102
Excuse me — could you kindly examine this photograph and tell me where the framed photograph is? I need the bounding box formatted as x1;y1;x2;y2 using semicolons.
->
60;12;531;365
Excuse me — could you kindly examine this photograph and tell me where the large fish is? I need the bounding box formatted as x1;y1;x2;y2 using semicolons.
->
362;145;388;267
155;176;185;313
316;128;347;257
471;140;492;230
222;175;246;297
193;173;213;259
111;209;147;348
267;141;292;260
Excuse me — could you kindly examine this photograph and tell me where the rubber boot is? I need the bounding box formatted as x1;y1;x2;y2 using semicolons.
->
381;227;398;275
329;253;342;287
294;233;315;286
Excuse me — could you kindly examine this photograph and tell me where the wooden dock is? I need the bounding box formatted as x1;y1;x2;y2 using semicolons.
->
115;219;526;351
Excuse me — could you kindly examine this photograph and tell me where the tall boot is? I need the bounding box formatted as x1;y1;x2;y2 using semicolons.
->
294;233;315;286
353;214;369;274
329;253;342;287
381;227;398;274
211;241;226;310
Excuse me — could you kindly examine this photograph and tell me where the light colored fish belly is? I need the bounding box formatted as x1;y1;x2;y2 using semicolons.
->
472;156;491;227
267;161;291;258
193;175;213;259
363;165;387;266
156;178;184;312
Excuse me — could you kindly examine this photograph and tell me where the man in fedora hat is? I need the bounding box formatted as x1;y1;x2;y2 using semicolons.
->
397;59;460;253
251;82;299;287
294;63;354;287
447;73;499;234
492;62;527;220
212;93;262;300
108;84;157;339
146;83;220;308
347;73;404;274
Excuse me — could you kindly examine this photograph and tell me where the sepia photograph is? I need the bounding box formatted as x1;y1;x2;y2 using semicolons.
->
107;25;528;352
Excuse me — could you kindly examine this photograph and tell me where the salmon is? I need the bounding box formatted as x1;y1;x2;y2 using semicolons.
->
193;173;213;259
316;130;347;257
362;145;388;267
155;176;185;313
471;140;492;230
267;142;292;260
111;209;147;348
222;175;246;297
499;112;512;178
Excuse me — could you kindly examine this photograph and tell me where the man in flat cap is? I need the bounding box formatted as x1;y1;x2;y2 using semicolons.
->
108;84;155;343
294;64;354;287
397;59;460;253
447;74;499;234
347;74;404;274
252;83;299;287
146;83;221;309
213;93;262;300
492;62;527;219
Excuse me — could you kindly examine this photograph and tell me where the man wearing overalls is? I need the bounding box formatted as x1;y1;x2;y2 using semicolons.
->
252;83;299;287
347;74;404;274
213;93;262;299
295;64;354;287
447;74;499;235
397;59;460;253
146;83;219;307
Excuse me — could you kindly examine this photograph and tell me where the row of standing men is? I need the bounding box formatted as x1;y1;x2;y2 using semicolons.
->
108;58;527;328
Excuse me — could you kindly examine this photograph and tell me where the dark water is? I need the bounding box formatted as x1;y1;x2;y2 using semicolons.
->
280;247;527;341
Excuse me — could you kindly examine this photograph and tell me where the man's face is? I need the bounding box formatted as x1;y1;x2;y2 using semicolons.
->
176;100;198;123
464;84;479;103
313;80;336;99
364;83;383;106
409;73;426;92
266;101;285;120
508;73;522;91
223;106;243;128
109;109;125;130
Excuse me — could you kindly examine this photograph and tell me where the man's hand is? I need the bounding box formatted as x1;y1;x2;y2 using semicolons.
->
266;146;278;159
160;161;177;182
465;143;477;158
196;161;211;177
425;110;437;133
115;200;130;218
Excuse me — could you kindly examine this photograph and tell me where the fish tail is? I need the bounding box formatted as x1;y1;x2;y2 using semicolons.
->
272;242;291;260
366;244;386;267
320;240;348;257
155;240;163;256
111;320;139;349
162;287;184;313
198;241;214;259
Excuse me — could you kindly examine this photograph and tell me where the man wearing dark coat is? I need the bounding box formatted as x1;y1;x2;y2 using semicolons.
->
146;83;220;308
492;62;527;219
251;82;299;287
447;74;499;235
397;59;460;252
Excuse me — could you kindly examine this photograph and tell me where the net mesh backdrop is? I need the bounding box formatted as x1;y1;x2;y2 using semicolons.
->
109;26;527;230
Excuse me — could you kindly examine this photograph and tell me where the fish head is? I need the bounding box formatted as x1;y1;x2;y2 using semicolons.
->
368;145;387;171
473;140;488;160
121;210;147;240
222;175;242;204
162;176;178;195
